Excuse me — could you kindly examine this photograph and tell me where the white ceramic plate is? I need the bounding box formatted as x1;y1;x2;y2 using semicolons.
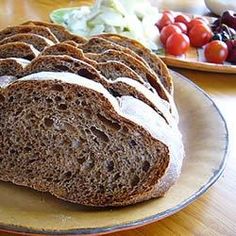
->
0;71;228;235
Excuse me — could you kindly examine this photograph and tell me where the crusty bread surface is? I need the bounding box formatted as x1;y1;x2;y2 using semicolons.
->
0;21;184;207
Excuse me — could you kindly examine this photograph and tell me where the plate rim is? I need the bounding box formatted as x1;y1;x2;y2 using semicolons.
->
0;72;229;236
159;56;236;74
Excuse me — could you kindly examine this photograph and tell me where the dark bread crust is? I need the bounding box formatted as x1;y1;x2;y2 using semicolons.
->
0;25;59;43
0;33;54;51
22;21;87;44
0;42;39;60
96;34;173;94
0;78;170;206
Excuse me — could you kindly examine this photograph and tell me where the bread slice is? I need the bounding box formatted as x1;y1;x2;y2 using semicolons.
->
86;49;170;101
0;58;30;77
96;34;173;94
0;25;59;43
78;37;150;68
0;33;54;51
22;55;173;124
40;44;170;103
0;42;39;60
40;48;176;120
40;45;151;92
23;55;144;93
22;21;87;44
41;43;88;62
0;71;177;207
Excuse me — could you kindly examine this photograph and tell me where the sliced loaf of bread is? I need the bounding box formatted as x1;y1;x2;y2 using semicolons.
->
0;72;183;206
0;21;184;207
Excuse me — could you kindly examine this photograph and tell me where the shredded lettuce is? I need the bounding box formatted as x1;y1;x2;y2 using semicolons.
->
50;0;161;49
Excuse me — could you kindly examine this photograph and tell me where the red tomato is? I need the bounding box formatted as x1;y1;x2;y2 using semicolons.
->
204;40;228;63
188;18;206;31
166;32;190;56
156;13;175;30
160;24;182;45
173;22;187;34
189;24;213;47
175;14;191;25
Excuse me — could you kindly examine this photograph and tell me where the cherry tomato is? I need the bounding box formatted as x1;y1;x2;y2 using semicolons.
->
175;14;191;25
188;18;206;31
173;22;188;34
160;24;182;45
156;13;175;30
166;32;190;56
204;40;228;63
189;24;213;47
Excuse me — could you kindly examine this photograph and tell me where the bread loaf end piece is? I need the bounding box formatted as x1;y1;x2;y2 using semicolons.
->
0;73;171;207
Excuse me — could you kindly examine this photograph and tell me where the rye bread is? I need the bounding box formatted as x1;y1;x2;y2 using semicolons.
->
96;34;173;94
40;44;169;102
0;42;39;60
0;25;59;43
0;33;54;51
23;55;144;90
0;72;173;206
78;37;150;68
86;49;170;101
22;55;173;124
41;44;149;92
41;43;88;62
0;58;30;77
0;57;30;92
22;21;87;44
0;21;184;207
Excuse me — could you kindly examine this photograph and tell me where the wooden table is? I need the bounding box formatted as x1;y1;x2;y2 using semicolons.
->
0;0;235;235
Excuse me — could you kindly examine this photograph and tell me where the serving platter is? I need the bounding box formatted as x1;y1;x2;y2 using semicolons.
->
0;71;228;235
158;46;236;74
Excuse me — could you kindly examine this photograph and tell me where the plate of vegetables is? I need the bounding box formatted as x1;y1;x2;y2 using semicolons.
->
155;10;236;73
50;0;236;73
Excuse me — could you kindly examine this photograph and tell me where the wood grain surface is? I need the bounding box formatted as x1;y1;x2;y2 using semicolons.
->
0;1;236;235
